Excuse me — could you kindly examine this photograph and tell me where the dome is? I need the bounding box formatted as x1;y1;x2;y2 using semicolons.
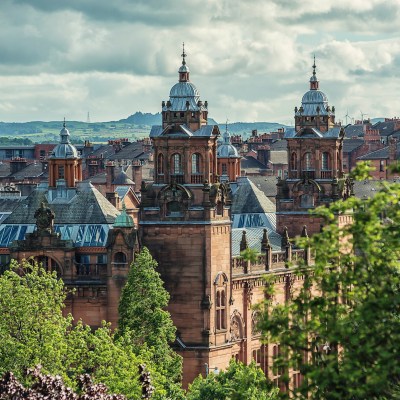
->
168;81;201;111
179;64;190;73
114;203;134;228
298;90;329;116
217;128;240;158
50;122;79;159
302;89;328;104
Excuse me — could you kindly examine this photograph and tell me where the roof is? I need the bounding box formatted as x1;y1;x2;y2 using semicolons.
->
108;142;150;161
231;227;281;256
297;89;330;116
285;126;341;139
241;156;268;173
373;120;400;137
150;124;219;139
344;124;365;138
247;176;278;199
357;142;400;160
270;139;288;151
342;138;364;153
3;182;120;225
231;177;276;214
10;163;47;180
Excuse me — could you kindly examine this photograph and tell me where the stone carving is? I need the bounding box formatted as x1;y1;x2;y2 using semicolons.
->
34;202;55;235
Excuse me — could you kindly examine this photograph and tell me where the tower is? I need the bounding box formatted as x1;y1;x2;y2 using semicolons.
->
277;59;353;237
217;123;242;182
141;46;232;386
294;57;336;133
48;120;83;188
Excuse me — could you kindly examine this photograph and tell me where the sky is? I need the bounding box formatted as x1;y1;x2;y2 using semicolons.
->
0;0;399;125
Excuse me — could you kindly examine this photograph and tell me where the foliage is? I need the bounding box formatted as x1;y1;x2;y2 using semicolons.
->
186;360;279;400
0;259;179;399
258;163;400;399
0;365;125;399
118;247;183;399
240;247;259;264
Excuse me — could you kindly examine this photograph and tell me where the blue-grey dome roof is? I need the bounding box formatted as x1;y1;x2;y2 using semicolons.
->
179;64;190;73
296;90;330;117
217;129;239;158
169;81;200;111
50;123;79;159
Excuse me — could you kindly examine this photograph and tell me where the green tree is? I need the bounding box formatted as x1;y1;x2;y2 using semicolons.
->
258;165;400;399
0;259;178;399
186;360;279;400
118;247;183;399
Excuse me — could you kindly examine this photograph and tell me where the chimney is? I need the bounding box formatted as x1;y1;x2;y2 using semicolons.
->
10;157;28;174
106;191;120;209
389;138;397;161
131;161;143;191
106;161;116;191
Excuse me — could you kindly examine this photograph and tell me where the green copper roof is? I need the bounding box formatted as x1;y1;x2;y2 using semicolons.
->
114;203;134;228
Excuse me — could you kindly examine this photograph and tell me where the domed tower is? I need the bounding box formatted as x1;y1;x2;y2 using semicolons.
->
48;120;82;188
294;57;336;133
143;46;232;387
217;123;241;182
161;43;208;132
276;58;352;238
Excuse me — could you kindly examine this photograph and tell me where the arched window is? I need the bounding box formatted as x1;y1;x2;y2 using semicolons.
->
291;152;297;171
114;252;127;264
171;153;182;175
157;153;164;174
304;152;313;170
191;153;201;174
322;152;330;170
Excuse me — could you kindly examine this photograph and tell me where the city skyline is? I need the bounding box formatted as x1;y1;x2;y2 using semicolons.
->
0;0;399;124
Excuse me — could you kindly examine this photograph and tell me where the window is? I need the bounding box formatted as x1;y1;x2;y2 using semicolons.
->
380;160;385;172
216;289;226;330
114;252;127;264
322;152;330;170
76;254;90;275
191;153;201;174
291;152;297;170
171;153;182;174
222;163;227;175
157;153;164;174
304;152;313;170
58;165;65;179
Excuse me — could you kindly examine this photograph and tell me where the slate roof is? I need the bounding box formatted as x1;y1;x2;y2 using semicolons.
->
10;163;47;180
241;156;268;172
247;176;278;200
108;142;150;161
353;180;388;199
269;139;288;151
86;144;116;158
0;163;11;178
231;227;281;256
344;124;365;138
342;138;364;153
3;182;119;225
231;177;276;214
150;124;218;138
357;142;400;160
373;121;400;137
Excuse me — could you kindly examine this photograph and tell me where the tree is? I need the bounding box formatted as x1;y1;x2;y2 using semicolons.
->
186;360;279;400
258;164;400;399
118;247;183;399
0;259;178;399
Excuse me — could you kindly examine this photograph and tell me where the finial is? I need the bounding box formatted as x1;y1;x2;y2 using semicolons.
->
181;42;186;65
312;55;316;76
281;226;291;248
261;228;271;250
63;117;66;128
225;119;229;133
240;230;249;251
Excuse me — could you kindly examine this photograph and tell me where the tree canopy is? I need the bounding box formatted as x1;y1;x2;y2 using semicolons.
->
0;259;181;399
118;247;183;399
258;164;400;399
186;360;279;400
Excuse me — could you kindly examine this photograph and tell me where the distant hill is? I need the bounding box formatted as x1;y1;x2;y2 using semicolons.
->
119;112;162;126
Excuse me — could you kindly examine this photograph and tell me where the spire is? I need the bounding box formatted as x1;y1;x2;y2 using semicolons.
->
181;42;186;66
223;119;231;144
60;118;71;144
310;55;319;90
178;43;190;82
